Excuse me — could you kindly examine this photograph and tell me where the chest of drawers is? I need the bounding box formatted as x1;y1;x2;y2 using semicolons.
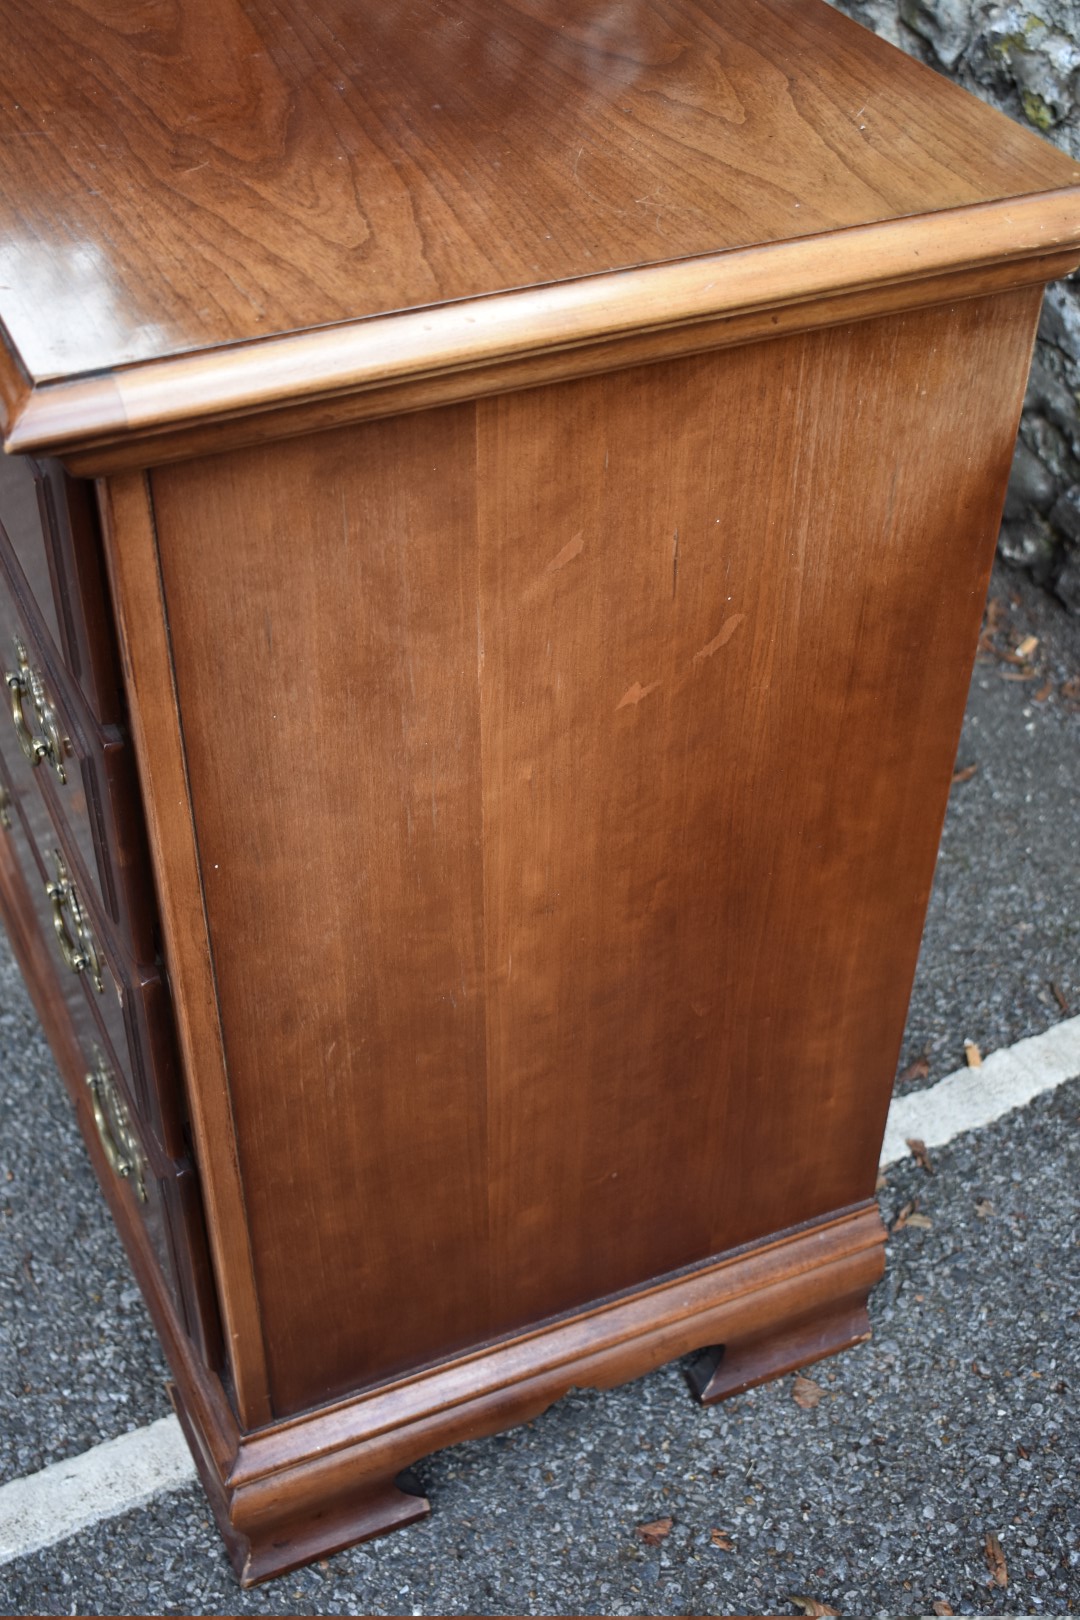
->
2;0;1079;1585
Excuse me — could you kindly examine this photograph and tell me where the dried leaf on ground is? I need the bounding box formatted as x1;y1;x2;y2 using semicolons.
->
1015;634;1039;659
792;1373;824;1409
1061;675;1080;704
985;1531;1008;1587
932;1601;955;1615
892;1197;931;1232
1033;678;1054;702
987;637;1030;664
635;1517;673;1545
982;642;1027;665
710;1529;734;1550
906;1137;934;1174
974;1198;994;1219
790;1598;840;1617
964;1039;983;1068
1051;981;1070;1015
1001;668;1038;681
950;762;978;785
898;1053;930;1083
971;1359;991;1379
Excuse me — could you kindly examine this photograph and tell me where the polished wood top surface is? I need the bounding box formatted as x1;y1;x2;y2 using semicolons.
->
1;0;1078;387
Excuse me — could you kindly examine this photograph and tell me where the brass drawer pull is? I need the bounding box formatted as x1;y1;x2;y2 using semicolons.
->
0;785;11;830
5;636;68;784
86;1052;147;1202
45;849;104;992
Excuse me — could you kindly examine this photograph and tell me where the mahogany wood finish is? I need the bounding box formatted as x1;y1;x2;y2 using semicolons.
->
1;0;1079;1586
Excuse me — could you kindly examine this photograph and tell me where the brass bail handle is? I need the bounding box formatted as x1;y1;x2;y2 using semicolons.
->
86;1054;147;1202
45;850;104;992
4;636;67;784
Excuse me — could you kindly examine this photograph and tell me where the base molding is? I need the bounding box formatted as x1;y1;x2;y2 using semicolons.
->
685;1294;874;1405
170;1385;431;1586
0;836;884;1587
174;1202;885;1585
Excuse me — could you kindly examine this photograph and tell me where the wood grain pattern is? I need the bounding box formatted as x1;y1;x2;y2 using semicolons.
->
2;0;1077;389
142;288;1039;1420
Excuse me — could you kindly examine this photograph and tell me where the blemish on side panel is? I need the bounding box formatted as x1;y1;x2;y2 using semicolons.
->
546;531;585;573
693;613;746;663
616;679;662;710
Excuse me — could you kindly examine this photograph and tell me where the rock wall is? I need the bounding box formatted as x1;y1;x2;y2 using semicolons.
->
829;0;1080;611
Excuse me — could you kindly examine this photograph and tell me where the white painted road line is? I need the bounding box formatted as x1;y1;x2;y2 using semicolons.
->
0;1416;194;1567
1;1014;1078;1569
879;1013;1080;1167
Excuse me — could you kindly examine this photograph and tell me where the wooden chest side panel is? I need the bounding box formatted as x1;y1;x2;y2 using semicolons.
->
474;292;1037;1323
148;289;1039;1417
150;409;491;1413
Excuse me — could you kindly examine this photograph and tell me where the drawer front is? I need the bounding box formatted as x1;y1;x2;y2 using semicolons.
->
81;943;190;1166
0;464;224;1377
0;452;125;725
0;550;157;964
79;988;222;1364
0;751;180;1309
0;712;187;1161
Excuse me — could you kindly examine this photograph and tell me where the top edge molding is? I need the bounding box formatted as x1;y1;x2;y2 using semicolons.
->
4;193;1080;465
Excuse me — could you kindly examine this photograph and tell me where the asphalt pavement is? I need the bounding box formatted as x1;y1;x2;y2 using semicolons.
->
0;559;1077;1617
